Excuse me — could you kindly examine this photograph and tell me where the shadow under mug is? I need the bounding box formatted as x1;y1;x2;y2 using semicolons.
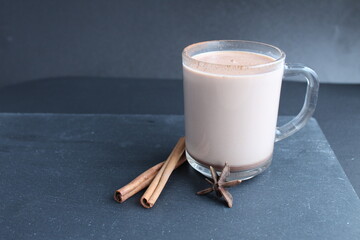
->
182;40;319;180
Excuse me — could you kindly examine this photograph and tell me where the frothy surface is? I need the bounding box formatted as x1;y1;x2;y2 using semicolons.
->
193;51;275;66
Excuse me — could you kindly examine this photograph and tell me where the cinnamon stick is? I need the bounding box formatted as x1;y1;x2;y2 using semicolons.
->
140;137;185;208
114;161;163;203
114;138;186;203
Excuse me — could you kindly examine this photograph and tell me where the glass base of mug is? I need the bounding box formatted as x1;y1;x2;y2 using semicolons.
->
186;151;272;181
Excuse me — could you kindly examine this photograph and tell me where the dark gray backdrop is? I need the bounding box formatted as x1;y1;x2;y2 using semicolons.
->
1;0;360;87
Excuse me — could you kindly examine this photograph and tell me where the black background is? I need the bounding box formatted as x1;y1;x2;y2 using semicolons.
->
1;0;360;87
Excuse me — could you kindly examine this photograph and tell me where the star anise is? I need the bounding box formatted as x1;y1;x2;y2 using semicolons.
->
197;162;242;208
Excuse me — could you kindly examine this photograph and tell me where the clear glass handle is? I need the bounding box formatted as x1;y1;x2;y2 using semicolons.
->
275;63;320;142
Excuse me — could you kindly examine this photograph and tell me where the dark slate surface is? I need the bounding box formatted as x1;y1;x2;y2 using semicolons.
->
0;113;359;240
0;78;360;197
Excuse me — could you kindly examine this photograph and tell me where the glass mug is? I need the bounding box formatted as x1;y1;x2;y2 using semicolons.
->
182;40;319;180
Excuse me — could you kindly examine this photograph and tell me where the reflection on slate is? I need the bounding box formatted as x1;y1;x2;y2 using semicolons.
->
0;114;359;239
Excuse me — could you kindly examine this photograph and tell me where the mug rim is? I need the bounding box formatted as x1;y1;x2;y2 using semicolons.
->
182;40;286;70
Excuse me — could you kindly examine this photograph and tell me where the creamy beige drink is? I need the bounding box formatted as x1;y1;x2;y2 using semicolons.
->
183;51;284;170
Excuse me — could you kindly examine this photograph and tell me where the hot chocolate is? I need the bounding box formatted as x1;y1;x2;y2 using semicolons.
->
183;51;284;170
